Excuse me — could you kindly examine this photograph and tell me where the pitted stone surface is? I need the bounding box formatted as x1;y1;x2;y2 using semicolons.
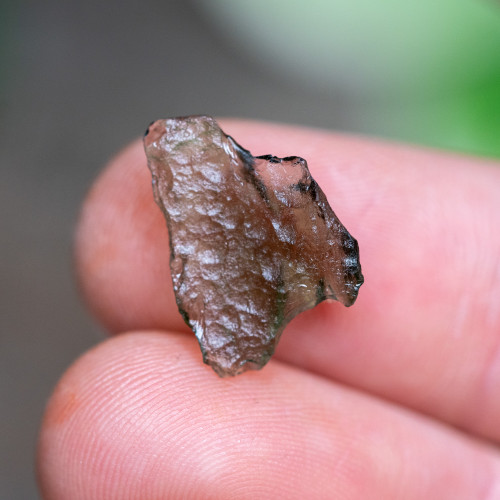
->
144;116;363;376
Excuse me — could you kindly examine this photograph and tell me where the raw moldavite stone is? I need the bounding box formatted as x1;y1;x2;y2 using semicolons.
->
144;116;363;376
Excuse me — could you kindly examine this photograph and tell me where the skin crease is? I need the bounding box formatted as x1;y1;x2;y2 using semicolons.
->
38;120;500;499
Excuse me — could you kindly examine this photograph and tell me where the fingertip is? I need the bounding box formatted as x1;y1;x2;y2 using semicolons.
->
72;120;500;447
39;330;500;500
36;331;311;499
37;332;192;499
74;140;188;335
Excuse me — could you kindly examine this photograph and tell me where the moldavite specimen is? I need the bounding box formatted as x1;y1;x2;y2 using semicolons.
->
144;116;363;376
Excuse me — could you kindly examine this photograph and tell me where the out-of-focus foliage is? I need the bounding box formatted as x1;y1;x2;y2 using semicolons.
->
196;0;500;157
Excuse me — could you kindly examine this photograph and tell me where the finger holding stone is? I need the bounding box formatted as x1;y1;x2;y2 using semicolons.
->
37;331;500;500
75;120;500;442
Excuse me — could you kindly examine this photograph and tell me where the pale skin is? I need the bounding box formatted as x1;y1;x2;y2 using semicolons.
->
37;120;500;499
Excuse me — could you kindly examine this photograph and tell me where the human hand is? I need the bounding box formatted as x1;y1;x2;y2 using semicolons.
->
37;120;500;499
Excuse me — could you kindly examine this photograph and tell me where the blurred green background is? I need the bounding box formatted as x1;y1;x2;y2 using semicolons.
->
1;1;499;498
196;0;500;157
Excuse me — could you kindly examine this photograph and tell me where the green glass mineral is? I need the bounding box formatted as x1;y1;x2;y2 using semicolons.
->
144;116;363;376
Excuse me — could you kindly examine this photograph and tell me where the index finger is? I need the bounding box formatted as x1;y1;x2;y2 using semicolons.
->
75;119;500;441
